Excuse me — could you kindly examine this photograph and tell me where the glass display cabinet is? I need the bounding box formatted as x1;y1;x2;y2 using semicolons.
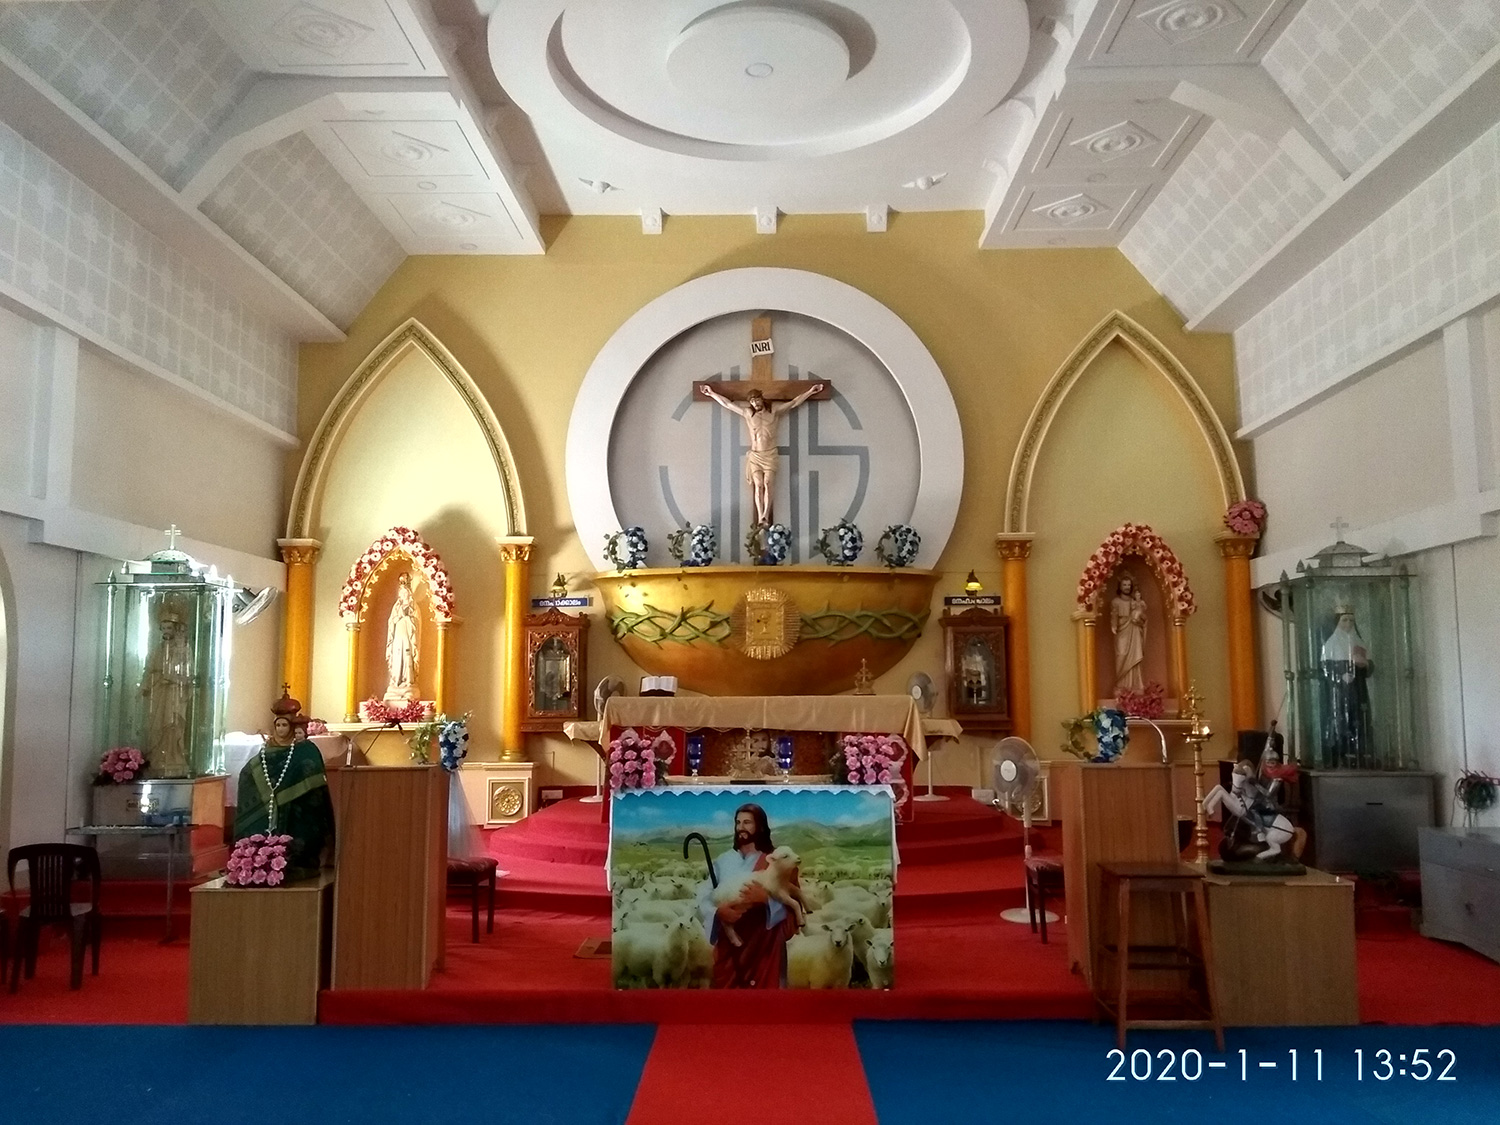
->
1278;537;1417;770
95;541;233;782
521;606;589;732
939;606;1011;733
1277;535;1433;871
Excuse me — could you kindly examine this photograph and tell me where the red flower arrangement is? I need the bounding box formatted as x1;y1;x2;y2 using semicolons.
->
339;526;455;624
1224;499;1268;537
1116;681;1166;719
96;746;146;785
359;698;434;724
1077;523;1196;617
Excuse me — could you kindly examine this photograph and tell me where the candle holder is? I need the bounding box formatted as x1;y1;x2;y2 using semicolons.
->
685;732;704;781
1181;682;1213;866
775;735;795;782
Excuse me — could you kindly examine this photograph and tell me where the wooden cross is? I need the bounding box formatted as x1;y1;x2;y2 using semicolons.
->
692;314;834;404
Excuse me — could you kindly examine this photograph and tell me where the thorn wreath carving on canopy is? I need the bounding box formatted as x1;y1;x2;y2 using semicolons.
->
339;526;454;624
1077;523;1195;618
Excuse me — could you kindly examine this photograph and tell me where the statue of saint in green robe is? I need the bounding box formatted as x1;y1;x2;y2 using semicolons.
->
234;714;335;879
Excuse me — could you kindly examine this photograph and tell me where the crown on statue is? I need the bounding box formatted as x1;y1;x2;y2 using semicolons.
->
1332;602;1355;617
271;684;304;721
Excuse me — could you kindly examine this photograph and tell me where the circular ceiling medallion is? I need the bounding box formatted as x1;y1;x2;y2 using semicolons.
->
491;0;1029;160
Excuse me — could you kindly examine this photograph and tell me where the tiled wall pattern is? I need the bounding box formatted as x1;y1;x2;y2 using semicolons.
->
1235;121;1500;430
1119;119;1325;320
201;134;404;331
1263;0;1500;174
0;1;251;188
0;121;296;432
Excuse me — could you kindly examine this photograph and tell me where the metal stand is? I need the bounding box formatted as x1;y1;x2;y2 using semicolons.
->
913;744;948;802
580;751;604;804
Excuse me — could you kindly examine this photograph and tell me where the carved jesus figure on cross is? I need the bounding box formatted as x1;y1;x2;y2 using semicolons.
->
695;314;832;528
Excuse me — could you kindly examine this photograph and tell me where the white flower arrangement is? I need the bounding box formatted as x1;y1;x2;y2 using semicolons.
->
668;524;718;567
815;518;864;566
605;526;649;570
875;523;921;568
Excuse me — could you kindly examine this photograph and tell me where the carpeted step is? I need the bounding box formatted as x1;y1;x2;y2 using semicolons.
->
897;831;1026;865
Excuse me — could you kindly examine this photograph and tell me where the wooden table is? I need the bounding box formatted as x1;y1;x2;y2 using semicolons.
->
189;872;333;1024
1204;868;1357;1026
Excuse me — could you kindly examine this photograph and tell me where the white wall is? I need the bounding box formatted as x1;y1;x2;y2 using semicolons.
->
0;299;288;852
1248;302;1500;827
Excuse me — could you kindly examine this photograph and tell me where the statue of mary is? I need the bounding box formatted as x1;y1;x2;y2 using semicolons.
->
384;573;419;703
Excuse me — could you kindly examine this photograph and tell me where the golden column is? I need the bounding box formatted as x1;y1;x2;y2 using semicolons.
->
276;538;321;708
1072;609;1100;714
1215;532;1261;733
497;536;535;762
994;534;1035;739
342;622;360;722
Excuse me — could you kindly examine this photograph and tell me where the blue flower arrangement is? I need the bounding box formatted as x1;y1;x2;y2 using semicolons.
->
1062;707;1131;762
875;523;921;568
604;526;649;570
815;518;864;566
745;521;793;565
438;716;471;772
668;524;717;567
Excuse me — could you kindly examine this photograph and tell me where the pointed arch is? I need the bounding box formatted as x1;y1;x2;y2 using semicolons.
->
285;318;527;539
1003;311;1244;533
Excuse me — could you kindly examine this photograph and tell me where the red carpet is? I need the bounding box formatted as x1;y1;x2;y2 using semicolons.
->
626;1023;877;1125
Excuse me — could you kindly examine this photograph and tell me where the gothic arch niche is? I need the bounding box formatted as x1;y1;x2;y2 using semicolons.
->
290;320;526;748
1017;313;1241;754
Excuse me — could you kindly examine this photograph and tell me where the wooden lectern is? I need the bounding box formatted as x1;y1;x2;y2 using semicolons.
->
1056;762;1178;987
332;765;447;989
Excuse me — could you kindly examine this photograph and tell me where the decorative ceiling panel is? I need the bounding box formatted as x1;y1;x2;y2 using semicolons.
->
384;192;523;249
202;0;444;75
327;119;488;179
200;132;402;329
0;0;252;186
1080;0;1298;66
1119;118;1324;318
1263;0;1500;174
1031;103;1200;174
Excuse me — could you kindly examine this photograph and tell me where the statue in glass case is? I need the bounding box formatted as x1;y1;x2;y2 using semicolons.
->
960;638;993;705
1320;604;1373;766
384;573;419;703
534;635;573;712
142;603;194;776
1109;575;1148;693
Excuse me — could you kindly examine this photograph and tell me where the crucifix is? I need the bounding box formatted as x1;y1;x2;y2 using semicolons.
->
694;314;834;527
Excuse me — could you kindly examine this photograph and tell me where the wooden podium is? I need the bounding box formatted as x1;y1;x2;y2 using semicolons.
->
331;765;447;989
1056;762;1178;987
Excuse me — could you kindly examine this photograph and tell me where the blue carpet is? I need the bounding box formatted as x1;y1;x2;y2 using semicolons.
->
0;1025;656;1125
856;1021;1500;1125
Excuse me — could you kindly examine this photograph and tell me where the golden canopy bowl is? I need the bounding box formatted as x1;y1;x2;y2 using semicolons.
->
595;565;940;696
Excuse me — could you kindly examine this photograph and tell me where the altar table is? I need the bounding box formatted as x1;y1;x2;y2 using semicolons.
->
591;694;933;758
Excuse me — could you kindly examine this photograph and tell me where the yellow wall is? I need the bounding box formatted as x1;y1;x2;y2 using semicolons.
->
296;213;1243;784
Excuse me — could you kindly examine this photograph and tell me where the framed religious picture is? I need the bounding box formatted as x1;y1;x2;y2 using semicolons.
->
939;607;1012;733
521;607;589;732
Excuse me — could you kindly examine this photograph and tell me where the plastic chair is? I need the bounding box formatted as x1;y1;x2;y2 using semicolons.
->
7;844;102;991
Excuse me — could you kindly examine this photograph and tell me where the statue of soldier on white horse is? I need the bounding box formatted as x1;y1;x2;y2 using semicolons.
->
1201;750;1307;869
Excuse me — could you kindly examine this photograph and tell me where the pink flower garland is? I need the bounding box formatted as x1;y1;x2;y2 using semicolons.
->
1076;523;1196;617
608;728;674;791
339;526;455;623
225;834;292;887
359;698;433;724
98;746;145;784
839;733;908;786
1116;681;1166;719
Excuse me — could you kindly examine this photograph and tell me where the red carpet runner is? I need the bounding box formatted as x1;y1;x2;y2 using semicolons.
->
626;1023;878;1125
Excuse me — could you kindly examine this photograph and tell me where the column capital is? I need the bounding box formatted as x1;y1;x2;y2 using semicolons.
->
277;537;322;566
994;533;1034;561
497;535;534;564
1214;531;1259;559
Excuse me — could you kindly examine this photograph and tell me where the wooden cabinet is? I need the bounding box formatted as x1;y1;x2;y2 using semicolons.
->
522;607;588;732
189;873;333;1024
1205;870;1358;1025
939;606;1011;733
331;765;447;989
1056;762;1178;987
1420;827;1500;963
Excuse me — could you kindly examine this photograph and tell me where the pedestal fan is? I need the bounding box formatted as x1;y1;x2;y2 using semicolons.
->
908;672;947;802
986;736;1057;926
583;676;624;804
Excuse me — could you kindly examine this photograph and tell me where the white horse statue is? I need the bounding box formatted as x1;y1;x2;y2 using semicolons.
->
1202;762;1304;862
